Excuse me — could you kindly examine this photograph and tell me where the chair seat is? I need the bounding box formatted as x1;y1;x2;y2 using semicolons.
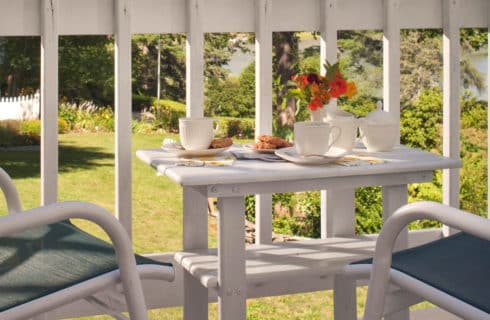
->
355;232;490;314
0;221;171;312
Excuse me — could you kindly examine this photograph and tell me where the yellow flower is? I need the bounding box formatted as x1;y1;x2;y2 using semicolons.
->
346;81;357;99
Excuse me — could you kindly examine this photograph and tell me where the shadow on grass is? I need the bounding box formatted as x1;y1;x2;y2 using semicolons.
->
0;144;113;179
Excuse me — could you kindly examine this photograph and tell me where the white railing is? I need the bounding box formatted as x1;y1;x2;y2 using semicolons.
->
0;91;40;121
0;0;487;239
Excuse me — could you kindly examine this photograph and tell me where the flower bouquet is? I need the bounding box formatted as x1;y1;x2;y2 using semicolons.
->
289;61;357;112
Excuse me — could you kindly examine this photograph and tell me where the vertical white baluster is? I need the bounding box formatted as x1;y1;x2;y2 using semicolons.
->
186;0;204;117
40;0;59;205
383;0;401;130
321;1;357;319
382;2;410;320
254;0;273;245
114;0;132;236
442;0;461;230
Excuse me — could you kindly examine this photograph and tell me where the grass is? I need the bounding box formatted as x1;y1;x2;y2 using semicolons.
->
0;132;432;319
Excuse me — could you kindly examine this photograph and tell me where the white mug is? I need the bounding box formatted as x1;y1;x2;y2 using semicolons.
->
179;117;219;150
294;121;341;156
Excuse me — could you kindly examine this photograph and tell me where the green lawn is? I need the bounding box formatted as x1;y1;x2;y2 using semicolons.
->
0;132;372;319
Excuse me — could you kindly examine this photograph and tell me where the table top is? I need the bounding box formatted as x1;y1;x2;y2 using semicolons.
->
136;145;461;187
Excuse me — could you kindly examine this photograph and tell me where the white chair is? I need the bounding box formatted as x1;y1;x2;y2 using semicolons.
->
0;167;174;320
345;201;490;320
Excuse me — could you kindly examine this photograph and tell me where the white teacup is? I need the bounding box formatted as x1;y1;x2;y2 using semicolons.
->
294;121;341;156
179;117;219;150
326;117;359;152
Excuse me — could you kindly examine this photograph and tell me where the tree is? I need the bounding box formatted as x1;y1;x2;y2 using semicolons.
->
59;36;114;105
273;32;300;128
132;34;186;102
0;37;40;96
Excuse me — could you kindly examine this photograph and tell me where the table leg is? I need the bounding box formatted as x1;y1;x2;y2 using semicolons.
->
382;185;409;320
217;196;246;320
183;186;209;320
323;189;357;320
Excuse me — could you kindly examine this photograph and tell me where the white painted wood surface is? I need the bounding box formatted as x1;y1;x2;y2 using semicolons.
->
175;237;376;289
186;0;204;117
1;0;489;36
217;196;246;320
137;146;461;187
254;0;273;245
383;0;401;142
2;0;478;316
40;0;59;206
138;145;460;319
114;0;133;236
182;186;209;320
442;0;461;235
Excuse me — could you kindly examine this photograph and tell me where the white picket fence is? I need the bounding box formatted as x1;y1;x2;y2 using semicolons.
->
0;90;40;121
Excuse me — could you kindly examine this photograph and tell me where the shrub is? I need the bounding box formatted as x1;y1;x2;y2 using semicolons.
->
216;117;254;138
59;101;114;132
20;120;41;136
58;118;69;133
132;94;155;112
0;120;39;147
151;99;186;132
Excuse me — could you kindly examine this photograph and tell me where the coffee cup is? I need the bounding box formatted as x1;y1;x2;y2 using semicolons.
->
179;117;219;150
294;121;341;156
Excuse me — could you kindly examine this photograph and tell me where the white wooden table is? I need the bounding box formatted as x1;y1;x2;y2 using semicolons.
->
137;145;461;320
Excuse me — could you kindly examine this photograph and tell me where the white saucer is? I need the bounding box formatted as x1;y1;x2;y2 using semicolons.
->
162;143;230;157
243;144;287;154
275;147;347;165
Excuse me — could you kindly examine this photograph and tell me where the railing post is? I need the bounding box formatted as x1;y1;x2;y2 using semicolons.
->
254;0;274;245
186;0;204;117
40;0;59;205
442;0;461;231
114;0;133;236
382;1;410;320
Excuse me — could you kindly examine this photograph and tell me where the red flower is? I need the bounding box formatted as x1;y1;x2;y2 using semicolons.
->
329;77;347;98
308;96;323;111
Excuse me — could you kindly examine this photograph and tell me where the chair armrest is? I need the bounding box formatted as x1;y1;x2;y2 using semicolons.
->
0;167;22;213
364;201;490;320
0;201;149;320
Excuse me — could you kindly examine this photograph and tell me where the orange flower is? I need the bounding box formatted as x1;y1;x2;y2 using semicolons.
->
346;81;357;99
289;60;356;111
320;89;331;102
310;82;320;95
329;77;347;98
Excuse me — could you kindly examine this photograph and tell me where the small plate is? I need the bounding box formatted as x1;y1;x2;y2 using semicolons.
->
243;144;284;154
275;147;347;165
162;143;230;158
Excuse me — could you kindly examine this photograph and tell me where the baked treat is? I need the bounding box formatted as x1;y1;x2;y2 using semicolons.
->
210;137;233;149
254;141;277;150
256;135;293;149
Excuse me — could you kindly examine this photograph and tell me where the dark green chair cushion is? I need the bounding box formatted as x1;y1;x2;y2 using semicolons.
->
0;221;171;312
354;232;490;314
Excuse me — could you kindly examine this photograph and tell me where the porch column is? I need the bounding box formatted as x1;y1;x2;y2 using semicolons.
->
40;0;59;205
114;0;133;236
254;0;273;244
442;0;461;233
186;0;204;117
